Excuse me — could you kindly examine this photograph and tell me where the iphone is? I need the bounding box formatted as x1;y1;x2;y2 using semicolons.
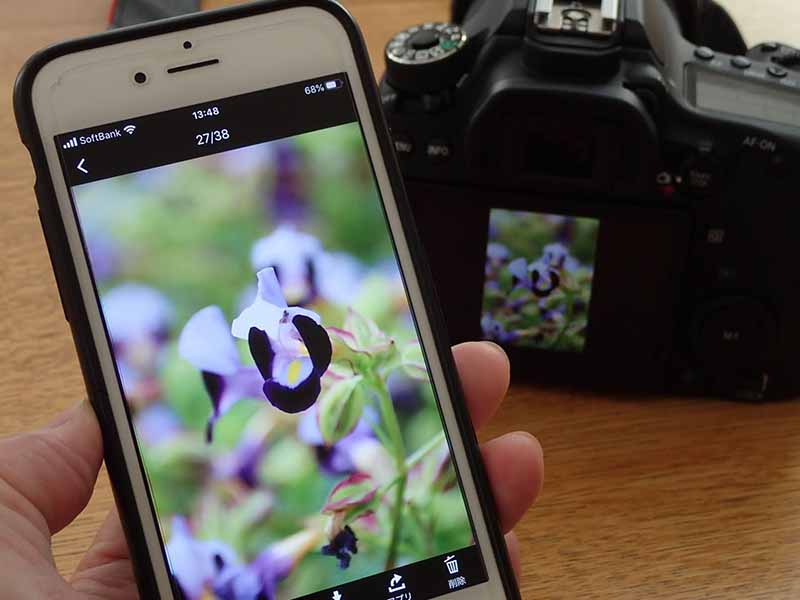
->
15;2;520;598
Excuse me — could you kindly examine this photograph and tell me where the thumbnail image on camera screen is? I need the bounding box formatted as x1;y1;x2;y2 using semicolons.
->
482;209;599;352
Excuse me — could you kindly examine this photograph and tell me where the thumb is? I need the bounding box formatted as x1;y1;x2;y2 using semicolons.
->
0;400;104;535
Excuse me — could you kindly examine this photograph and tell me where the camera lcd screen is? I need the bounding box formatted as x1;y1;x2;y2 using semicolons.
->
692;67;800;128
482;209;600;352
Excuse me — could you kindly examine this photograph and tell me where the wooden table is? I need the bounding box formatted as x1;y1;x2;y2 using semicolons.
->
1;1;799;598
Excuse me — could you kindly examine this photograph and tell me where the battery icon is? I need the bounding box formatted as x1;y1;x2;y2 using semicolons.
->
325;79;343;90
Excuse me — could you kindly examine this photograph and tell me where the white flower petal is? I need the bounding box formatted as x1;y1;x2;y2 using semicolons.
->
178;306;239;375
231;297;284;341
256;267;288;308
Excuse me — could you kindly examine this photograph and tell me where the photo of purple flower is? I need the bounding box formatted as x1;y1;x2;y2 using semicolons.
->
233;267;332;415
72;123;474;599
482;209;599;352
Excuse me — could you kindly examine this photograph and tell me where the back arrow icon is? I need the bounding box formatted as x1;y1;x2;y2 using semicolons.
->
77;159;88;174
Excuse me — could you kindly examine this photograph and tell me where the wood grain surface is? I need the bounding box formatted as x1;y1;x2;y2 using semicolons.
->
0;1;799;598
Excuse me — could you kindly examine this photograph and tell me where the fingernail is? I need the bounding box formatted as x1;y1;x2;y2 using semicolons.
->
482;341;510;366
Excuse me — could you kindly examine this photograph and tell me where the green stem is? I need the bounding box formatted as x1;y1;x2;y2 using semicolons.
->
371;374;408;570
385;473;406;570
405;431;445;470
373;375;406;460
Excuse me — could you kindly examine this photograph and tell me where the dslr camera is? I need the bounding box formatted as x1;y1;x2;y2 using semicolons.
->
380;0;800;399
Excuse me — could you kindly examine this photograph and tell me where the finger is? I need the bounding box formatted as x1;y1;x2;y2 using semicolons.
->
71;507;138;600
0;401;103;535
505;530;521;583
453;341;510;431
482;431;544;533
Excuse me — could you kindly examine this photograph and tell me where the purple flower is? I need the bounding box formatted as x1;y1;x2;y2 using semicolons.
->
134;404;183;446
320;473;377;570
178;306;264;441
180;269;332;439
251;226;364;307
321;525;358;569
218;530;321;600
251;225;322;305
166;516;241;600
102;283;174;406
85;230;119;283
314;251;364;306
270;142;308;223
541;242;579;272
487;242;510;262
213;412;274;488
103;283;173;346
509;257;559;298
481;314;518;344
232;268;332;414
166;516;302;600
388;372;423;414
213;547;293;600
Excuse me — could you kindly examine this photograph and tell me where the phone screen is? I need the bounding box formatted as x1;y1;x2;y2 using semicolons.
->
55;75;488;600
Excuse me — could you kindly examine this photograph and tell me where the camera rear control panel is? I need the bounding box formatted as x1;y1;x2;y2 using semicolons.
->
687;43;800;129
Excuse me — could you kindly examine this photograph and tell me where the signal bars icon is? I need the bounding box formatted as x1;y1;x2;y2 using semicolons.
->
62;137;78;150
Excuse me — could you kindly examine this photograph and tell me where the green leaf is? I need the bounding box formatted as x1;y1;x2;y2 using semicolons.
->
328;328;373;372
331;310;400;374
401;342;428;381
344;308;386;349
317;375;367;445
322;473;377;514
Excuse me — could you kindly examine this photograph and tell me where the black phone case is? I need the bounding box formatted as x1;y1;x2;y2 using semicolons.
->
14;2;523;598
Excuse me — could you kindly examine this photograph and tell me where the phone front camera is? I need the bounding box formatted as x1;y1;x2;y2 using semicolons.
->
133;71;148;85
183;41;192;50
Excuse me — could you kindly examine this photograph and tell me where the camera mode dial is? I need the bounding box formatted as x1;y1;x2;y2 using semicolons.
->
385;23;470;93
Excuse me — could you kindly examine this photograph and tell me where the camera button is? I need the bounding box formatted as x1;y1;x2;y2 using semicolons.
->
731;56;752;69
393;132;415;157
692;299;777;371
767;65;788;79
680;153;719;197
694;47;715;61
426;139;452;163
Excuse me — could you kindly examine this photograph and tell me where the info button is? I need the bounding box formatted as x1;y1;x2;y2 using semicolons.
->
426;138;452;163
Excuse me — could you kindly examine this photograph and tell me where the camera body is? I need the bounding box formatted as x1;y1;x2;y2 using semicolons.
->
380;0;800;399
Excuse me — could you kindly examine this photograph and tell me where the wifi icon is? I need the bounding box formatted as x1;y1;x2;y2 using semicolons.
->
123;125;137;135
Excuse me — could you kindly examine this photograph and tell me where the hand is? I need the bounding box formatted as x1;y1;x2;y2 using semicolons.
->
0;341;543;599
